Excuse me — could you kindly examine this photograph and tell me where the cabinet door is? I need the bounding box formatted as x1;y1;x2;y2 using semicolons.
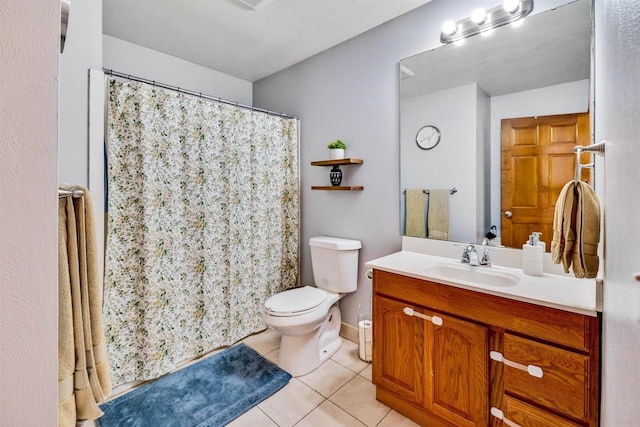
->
373;296;425;406
426;311;488;427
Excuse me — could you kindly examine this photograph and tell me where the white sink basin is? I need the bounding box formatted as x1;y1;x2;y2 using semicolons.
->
423;264;519;287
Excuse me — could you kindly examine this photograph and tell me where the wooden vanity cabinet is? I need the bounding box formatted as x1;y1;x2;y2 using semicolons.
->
374;295;488;426
372;270;600;427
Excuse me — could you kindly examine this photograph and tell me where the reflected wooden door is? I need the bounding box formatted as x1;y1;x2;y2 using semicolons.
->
501;113;590;250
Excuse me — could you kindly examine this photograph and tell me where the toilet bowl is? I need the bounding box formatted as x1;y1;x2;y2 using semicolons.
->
263;236;361;377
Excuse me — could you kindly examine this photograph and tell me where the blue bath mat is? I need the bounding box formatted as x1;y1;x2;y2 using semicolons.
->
98;343;291;427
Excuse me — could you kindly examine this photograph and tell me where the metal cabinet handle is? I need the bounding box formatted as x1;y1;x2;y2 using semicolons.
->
490;351;544;378
504;210;513;218
491;407;522;427
403;307;443;326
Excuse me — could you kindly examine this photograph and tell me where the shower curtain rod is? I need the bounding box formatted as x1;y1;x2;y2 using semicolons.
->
102;69;298;120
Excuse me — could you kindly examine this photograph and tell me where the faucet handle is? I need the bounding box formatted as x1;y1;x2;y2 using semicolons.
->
480;249;492;266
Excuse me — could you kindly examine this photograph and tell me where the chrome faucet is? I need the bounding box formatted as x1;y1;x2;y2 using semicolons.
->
461;245;480;266
461;244;492;267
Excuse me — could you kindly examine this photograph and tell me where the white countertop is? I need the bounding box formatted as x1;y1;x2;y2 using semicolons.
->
366;251;602;317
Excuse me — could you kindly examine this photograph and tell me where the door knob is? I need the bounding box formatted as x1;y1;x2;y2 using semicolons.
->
504;211;513;218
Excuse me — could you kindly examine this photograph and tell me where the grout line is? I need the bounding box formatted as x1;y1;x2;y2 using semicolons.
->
257;406;280;426
374;408;393;427
291;397;327;426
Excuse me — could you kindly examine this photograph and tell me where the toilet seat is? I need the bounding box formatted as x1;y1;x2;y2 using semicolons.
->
265;286;328;317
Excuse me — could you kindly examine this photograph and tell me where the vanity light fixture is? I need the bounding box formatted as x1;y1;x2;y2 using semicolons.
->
440;0;533;44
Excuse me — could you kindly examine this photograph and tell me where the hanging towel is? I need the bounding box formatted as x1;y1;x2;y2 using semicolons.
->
551;181;600;278
405;188;427;238
427;189;450;240
58;184;112;426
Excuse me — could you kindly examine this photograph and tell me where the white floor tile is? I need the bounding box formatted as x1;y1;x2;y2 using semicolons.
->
331;340;370;373
258;378;324;427
295;400;366;427
377;409;421;427
242;327;282;355
226;406;278;427
329;375;390;427
358;363;372;381
264;348;279;365
298;359;356;398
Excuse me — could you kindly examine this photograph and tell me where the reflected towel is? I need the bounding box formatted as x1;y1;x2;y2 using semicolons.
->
427;189;449;241
551;181;600;278
405;188;427;238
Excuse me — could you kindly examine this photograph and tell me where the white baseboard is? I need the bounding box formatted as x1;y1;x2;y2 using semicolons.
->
340;322;359;344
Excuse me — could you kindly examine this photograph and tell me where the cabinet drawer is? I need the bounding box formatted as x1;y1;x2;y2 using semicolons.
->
502;395;581;427
503;334;589;422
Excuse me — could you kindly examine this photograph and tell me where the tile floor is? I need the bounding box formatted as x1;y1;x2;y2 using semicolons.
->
228;328;420;427
83;328;419;427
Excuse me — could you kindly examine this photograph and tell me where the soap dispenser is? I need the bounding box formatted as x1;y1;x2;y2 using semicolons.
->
522;232;544;276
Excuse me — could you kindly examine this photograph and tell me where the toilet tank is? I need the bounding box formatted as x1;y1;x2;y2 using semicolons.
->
309;236;362;293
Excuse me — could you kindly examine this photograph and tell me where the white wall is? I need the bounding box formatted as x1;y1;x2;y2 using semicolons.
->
477;85;491;239
0;1;59;425
400;83;481;243
254;0;574;326
59;0;103;186
489;79;590;230
103;35;252;105
595;0;640;424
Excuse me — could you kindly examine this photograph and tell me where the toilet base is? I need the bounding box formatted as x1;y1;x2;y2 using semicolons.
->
277;304;342;376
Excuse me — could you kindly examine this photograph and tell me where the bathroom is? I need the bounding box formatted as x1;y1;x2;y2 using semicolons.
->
2;0;639;426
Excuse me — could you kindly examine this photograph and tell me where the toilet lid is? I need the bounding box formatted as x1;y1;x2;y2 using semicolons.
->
265;286;327;315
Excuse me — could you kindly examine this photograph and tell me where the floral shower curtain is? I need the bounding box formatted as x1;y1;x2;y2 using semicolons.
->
104;80;299;386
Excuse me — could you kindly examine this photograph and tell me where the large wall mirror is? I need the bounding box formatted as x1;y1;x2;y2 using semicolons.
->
399;0;592;250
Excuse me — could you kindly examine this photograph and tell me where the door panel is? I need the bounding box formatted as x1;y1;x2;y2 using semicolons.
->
501;113;590;250
426;312;488;427
372;296;425;406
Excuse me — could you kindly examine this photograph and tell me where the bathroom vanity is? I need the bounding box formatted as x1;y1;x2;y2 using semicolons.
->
366;251;601;427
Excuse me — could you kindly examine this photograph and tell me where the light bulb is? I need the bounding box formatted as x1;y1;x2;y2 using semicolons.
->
503;0;520;14
471;8;487;25
441;20;458;36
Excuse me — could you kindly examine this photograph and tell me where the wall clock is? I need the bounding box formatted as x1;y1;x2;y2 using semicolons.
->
416;125;441;150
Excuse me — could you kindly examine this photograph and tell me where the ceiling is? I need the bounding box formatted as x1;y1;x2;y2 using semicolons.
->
103;0;432;82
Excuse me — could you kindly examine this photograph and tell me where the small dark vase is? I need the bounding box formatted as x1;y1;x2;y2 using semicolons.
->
330;165;343;186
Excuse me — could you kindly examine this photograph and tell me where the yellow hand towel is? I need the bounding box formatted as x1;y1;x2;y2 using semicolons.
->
551;181;600;278
573;182;601;278
427;189;449;241
405;188;427;238
551;181;577;273
58;184;112;426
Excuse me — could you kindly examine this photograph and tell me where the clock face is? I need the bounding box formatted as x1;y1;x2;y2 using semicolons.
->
416;125;441;150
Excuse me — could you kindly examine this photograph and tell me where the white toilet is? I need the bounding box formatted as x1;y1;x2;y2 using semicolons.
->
263;236;361;376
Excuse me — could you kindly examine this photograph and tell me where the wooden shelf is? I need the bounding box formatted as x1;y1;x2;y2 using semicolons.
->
311;186;364;191
310;158;364;190
310;158;363;166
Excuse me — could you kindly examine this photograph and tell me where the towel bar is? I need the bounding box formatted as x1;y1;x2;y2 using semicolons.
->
573;141;606;183
59;188;85;199
402;188;457;195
